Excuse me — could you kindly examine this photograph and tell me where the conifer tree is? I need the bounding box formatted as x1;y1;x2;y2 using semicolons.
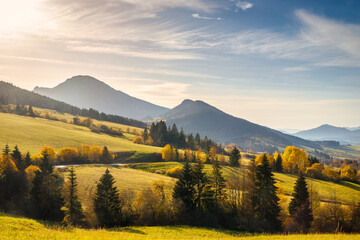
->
173;160;195;211
229;146;241;166
40;150;53;174
193;160;210;211
243;157;257;220
23;152;32;169
101;146;112;163
275;154;283;172
142;128;149;141
94;169;122;227
2;144;10;156
212;160;226;203
288;172;313;232
28;105;35;117
11;145;22;170
63;167;86;227
254;154;281;231
195;133;201;146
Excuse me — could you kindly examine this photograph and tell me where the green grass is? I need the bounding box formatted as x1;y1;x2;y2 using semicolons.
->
67;165;177;210
0;112;160;154
127;162;360;204
1;215;359;240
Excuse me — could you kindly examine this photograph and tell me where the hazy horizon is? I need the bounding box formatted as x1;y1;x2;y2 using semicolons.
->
1;0;359;130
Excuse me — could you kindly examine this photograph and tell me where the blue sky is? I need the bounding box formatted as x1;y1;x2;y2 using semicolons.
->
0;0;359;130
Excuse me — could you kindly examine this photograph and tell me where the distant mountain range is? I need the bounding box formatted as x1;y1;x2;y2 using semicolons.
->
160;99;322;152
293;124;360;145
33;76;168;120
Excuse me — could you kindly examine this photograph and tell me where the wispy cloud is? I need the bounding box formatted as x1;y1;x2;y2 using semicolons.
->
192;13;221;21
284;66;310;72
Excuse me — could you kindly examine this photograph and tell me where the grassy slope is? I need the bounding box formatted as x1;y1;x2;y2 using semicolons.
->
127;162;360;203
67;165;176;210
1;215;359;240
0;112;160;154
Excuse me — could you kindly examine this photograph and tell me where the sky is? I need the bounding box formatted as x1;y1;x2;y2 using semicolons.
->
0;0;359;131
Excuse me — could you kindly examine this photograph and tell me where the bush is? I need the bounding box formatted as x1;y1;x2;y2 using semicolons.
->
165;167;183;178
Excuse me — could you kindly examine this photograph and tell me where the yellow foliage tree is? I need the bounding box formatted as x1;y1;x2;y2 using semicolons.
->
162;144;176;161
0;155;18;173
282;146;309;174
133;136;144;144
145;136;154;145
40;146;56;160
340;165;356;182
25;165;41;182
209;147;217;161
305;163;324;179
58;147;79;164
322;167;339;182
165;166;183;178
89;145;102;163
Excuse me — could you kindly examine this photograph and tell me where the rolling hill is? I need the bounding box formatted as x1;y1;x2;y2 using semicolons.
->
160;99;322;152
294;124;360;145
34;75;168;120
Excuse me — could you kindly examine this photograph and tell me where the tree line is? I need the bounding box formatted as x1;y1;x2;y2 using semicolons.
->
1;144;360;233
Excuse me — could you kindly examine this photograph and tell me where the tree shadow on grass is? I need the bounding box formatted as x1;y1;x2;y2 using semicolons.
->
109;227;146;235
339;181;360;191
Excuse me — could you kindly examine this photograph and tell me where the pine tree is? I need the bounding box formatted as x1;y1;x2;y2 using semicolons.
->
212;160;226;203
229;146;241;166
101;146;113;164
28;105;35;117
254;154;281;231
243;157;257;220
142;128;149;141
172;160;195;211
193;160;211;211
30;170;64;221
23;152;32;169
11;145;22;170
275;154;283;172
40;150;53;174
94;169;122;227
288;172;313;232
63;167;86;227
2;144;10;156
195;133;201;146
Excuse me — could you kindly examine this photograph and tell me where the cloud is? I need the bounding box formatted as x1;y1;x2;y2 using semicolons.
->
234;1;253;11
284;66;310;72
192;13;222;21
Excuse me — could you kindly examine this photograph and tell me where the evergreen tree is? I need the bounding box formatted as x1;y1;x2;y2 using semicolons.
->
142;128;149;141
40;150;53;174
178;128;186;149
212;160;226;203
101;146;113;163
23;152;32;169
173;160;195;211
275;154;283;172
11;145;22;170
193;160;211;211
94;169;122;227
2;144;10;156
229;146;241;166
243;157;257;220
254;154;281;231
195;133;201;146
30;170;64;221
63;167;86;227
288;172;313;232
28;105;35;117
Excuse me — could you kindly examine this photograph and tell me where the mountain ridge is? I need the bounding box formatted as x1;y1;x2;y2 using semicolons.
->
33;75;169;120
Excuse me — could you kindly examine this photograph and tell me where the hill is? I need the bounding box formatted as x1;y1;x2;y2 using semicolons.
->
0;112;160;154
2;215;358;240
0;81;146;128
34;75;168;120
294;124;360;145
160;99;322;152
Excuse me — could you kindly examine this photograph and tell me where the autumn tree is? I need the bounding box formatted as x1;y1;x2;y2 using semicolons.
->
132;136;144;144
286;172;313;233
229;146;241;166
63;167;86;227
94;169;123;227
282;146;309;174
162;144;176;161
101;146;113;164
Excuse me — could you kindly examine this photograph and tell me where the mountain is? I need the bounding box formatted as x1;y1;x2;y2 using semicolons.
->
293;124;360;145
0;81;146;128
33;75;168;120
160;99;322;152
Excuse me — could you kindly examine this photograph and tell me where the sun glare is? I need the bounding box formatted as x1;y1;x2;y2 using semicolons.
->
0;0;44;34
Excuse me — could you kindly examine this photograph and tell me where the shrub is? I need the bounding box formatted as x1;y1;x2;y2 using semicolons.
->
165;167;183;178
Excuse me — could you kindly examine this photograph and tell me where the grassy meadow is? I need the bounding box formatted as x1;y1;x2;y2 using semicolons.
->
0;112;160;154
1;215;359;240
